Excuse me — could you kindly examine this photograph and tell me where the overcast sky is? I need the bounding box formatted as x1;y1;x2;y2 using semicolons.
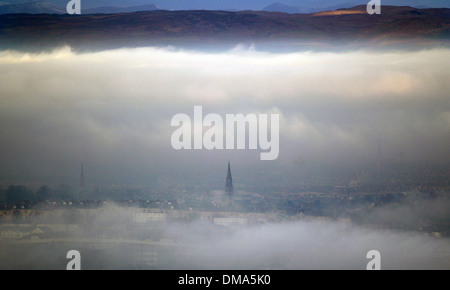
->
0;45;449;188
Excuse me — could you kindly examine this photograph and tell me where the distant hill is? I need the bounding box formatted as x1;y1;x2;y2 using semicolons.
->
262;2;301;14
262;1;367;14
0;6;448;51
1;1;449;15
2;0;450;11
0;1;64;14
83;4;160;14
0;1;161;15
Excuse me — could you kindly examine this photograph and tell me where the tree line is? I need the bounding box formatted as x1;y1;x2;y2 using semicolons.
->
0;185;74;204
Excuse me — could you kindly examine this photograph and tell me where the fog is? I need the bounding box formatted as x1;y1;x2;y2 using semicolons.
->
0;46;449;188
179;220;450;270
0;203;449;269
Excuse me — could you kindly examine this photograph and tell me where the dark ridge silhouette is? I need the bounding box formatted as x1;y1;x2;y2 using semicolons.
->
0;6;448;51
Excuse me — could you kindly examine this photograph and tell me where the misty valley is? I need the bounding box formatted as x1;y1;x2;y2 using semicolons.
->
0;3;449;269
0;179;449;269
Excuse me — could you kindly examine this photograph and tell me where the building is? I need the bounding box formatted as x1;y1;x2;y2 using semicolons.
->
225;161;233;204
213;217;248;227
134;212;166;223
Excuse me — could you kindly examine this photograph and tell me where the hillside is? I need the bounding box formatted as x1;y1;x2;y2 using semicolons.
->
0;6;448;51
0;1;64;14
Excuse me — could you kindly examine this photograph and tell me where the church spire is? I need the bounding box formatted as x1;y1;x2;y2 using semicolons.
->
225;161;233;195
80;162;85;189
80;162;86;199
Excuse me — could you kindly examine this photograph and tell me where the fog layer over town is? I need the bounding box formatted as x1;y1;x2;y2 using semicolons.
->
0;202;449;269
0;46;449;187
0;46;449;269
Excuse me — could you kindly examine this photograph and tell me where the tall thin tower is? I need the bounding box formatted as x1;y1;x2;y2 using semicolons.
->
80;162;85;199
376;140;382;168
225;161;233;196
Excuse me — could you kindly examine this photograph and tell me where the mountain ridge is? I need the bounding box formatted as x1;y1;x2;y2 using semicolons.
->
83;4;160;14
2;1;450;15
0;1;64;14
0;1;162;14
2;0;450;10
0;6;448;51
262;1;367;14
